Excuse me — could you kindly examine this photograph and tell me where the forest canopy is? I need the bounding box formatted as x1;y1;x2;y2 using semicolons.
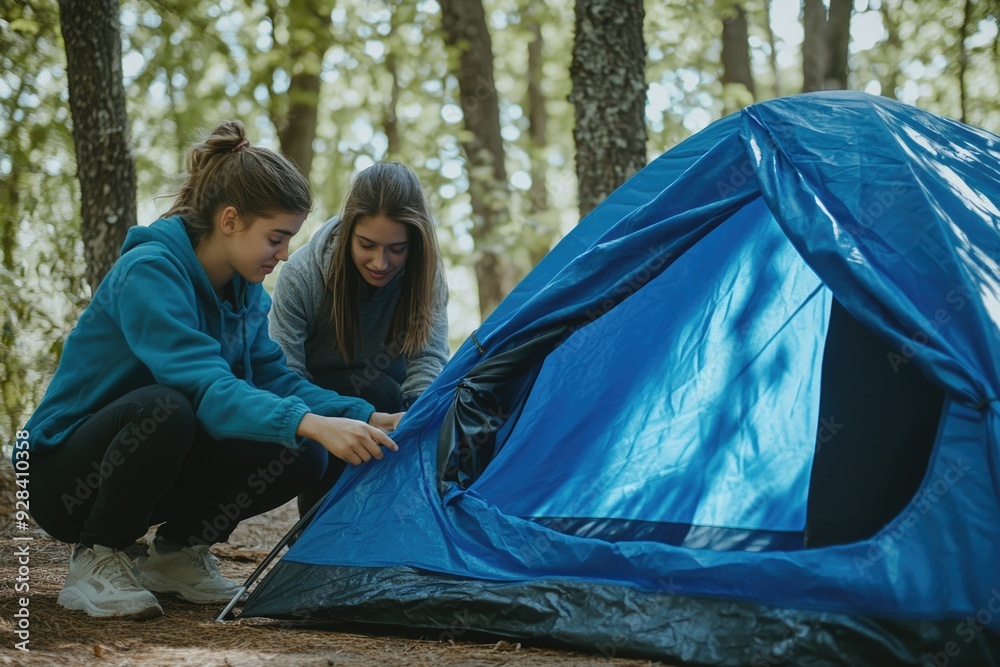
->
1;0;998;442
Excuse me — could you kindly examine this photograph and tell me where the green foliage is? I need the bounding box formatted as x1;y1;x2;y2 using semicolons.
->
1;0;88;443
850;0;999;131
2;0;998;438
487;0;577;271
644;0;726;154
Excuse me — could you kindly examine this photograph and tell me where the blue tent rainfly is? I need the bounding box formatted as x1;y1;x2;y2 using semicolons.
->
239;91;1000;666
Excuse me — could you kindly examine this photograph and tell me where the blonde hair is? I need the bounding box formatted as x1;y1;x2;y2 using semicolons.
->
327;162;439;362
165;120;311;241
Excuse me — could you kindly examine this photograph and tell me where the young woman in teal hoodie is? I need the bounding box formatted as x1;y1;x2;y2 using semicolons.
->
20;121;401;620
268;162;450;518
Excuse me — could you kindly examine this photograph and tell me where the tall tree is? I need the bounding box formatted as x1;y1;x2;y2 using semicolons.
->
271;0;335;180
570;0;647;218
824;0;853;90
958;0;975;124
439;0;515;321
802;0;853;92
877;1;902;99
523;5;554;267
381;0;406;158
59;0;136;293
383;47;402;158
802;0;827;92
763;0;782;98
720;2;756;115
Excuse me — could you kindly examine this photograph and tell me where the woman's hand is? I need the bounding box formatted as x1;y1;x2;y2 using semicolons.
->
297;413;398;465
369;411;404;433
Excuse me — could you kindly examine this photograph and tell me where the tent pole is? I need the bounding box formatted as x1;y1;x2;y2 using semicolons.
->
213;491;328;622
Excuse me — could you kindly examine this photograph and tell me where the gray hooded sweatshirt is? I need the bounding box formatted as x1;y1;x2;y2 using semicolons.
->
269;216;450;408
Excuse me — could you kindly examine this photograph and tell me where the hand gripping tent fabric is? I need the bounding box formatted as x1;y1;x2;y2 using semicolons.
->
238;91;1000;665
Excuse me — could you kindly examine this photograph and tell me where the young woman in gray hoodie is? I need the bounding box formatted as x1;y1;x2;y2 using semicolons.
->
269;162;450;517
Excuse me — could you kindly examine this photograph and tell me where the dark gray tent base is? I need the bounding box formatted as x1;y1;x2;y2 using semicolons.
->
238;562;999;666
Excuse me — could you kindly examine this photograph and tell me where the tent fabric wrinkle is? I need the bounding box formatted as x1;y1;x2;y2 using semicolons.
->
239;91;1000;665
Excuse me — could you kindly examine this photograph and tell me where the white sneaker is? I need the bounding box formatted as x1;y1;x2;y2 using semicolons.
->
138;538;245;605
57;545;163;619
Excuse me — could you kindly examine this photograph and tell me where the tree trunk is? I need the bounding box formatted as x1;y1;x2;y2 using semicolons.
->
525;15;552;268
526;19;547;214
439;0;515;322
275;0;334;180
381;0;405;157
570;0;647;219
824;0;852;89
958;0;974;123
763;0;782;98
802;0;827;92
721;3;756;114
58;0;136;294
1;182;16;273
878;1;901;99
384;49;402;157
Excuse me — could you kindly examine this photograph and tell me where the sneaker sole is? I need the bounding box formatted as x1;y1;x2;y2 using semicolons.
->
139;572;245;605
58;587;163;620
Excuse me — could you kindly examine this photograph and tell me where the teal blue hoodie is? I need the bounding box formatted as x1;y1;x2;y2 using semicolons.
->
23;216;374;453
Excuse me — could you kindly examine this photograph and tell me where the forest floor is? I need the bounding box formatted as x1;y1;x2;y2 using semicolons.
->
0;463;665;667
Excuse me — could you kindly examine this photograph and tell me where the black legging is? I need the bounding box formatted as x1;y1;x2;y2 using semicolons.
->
296;370;403;518
29;385;328;549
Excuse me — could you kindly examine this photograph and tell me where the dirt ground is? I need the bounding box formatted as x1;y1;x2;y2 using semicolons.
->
0;464;666;667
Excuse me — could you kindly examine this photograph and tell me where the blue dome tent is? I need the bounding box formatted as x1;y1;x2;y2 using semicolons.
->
235;92;1000;665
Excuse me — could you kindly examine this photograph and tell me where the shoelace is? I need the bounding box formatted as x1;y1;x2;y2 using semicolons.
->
91;550;143;590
